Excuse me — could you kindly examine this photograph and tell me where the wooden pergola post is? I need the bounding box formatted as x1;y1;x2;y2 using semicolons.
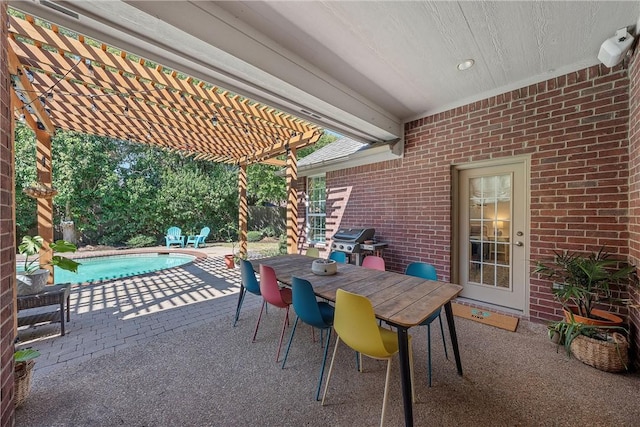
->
238;163;247;259
8;42;56;282
35;130;54;280
285;145;298;254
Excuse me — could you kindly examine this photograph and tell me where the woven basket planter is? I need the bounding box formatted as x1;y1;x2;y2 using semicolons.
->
14;359;35;407
570;332;629;373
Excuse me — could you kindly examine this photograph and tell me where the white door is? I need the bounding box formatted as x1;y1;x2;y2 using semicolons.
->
456;160;528;312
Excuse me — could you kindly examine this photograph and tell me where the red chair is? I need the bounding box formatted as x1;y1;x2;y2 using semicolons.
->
361;255;385;271
259;264;293;362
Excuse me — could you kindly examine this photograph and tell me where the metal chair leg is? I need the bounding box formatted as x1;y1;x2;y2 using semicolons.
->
321;336;341;406
275;306;290;363
281;316;300;369
315;328;332;401
251;300;266;342
233;286;246;327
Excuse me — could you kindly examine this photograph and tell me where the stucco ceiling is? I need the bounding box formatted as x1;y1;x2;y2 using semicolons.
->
10;1;640;143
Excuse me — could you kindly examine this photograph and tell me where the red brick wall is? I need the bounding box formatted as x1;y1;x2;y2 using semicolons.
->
0;3;16;425
318;63;631;326
627;50;640;369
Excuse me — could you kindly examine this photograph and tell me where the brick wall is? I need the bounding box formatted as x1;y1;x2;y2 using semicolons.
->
627;50;640;369
318;63;631;326
0;3;16;425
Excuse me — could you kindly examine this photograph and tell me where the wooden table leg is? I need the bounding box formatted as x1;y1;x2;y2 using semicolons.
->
396;326;413;427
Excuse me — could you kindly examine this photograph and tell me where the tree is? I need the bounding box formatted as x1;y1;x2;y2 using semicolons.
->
13;123;37;237
14;126;338;246
246;133;337;205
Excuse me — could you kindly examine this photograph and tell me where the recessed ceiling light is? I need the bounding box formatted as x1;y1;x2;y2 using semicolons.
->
457;59;475;71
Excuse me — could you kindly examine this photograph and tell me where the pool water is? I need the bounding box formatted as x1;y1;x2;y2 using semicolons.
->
47;253;195;284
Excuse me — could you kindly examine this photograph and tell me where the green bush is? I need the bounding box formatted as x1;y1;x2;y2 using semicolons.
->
247;230;263;242
127;235;157;248
261;226;276;238
278;234;287;254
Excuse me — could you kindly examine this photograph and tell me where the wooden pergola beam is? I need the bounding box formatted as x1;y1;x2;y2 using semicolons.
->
7;44;55;133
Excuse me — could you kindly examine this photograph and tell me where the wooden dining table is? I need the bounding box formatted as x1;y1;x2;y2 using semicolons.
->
253;254;464;427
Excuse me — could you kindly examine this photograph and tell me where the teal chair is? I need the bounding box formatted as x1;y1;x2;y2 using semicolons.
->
328;251;347;263
405;262;448;387
233;260;267;340
281;277;335;400
165;227;185;248
186;227;210;248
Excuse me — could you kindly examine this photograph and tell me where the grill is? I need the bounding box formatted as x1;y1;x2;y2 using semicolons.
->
331;227;376;255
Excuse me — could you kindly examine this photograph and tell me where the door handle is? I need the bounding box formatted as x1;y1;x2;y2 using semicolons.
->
514;241;523;247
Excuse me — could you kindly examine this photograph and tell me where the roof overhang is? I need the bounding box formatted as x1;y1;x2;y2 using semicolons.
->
297;139;403;177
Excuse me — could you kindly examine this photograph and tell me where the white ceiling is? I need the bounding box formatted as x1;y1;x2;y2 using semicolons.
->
11;1;640;143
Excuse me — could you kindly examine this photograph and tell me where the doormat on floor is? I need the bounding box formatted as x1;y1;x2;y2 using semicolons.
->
452;303;519;332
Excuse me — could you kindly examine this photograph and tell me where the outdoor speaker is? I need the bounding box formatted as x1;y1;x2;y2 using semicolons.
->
598;28;634;68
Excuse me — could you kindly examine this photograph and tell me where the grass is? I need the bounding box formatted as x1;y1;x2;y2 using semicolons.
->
214;239;280;256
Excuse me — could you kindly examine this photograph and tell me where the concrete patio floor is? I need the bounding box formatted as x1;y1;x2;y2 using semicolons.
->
13;246;640;426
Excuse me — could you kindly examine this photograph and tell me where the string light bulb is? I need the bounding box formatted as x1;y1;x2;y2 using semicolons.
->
25;69;34;83
211;114;218;126
123;104;129;116
47;92;54;101
85;59;94;77
19;113;25;123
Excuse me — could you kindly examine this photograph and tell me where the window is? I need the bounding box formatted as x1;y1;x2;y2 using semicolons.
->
306;175;326;245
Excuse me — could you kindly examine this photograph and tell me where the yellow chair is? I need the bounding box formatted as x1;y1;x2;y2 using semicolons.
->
322;289;414;427
305;247;320;257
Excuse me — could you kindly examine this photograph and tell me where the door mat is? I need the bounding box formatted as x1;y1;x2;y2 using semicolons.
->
452;303;519;332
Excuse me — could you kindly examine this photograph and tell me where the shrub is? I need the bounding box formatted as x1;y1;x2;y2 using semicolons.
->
247;230;263;242
278;234;287;254
261;226;276;238
127;235;157;248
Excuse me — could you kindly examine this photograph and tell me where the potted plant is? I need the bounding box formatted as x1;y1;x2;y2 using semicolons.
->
16;235;80;295
548;316;629;373
14;348;40;407
222;225;238;269
533;247;636;326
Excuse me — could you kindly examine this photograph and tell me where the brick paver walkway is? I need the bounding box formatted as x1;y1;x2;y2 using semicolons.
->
16;247;267;377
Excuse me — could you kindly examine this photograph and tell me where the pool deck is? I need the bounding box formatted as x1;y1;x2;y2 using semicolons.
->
15;244;257;377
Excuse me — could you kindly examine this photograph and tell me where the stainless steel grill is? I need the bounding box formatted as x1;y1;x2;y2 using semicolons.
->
331;228;375;255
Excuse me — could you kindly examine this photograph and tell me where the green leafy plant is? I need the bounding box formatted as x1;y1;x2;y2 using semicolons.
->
278;234;287;255
126;234;156;248
261;226;276;238
14;348;41;364
533;247;636;319
247;230;263;242
18;235;80;274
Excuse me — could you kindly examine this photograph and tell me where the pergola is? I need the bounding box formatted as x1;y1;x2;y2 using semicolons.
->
7;11;322;267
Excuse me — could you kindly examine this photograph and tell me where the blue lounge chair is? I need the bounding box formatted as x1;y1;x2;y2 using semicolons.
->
186;227;210;248
165;227;185;248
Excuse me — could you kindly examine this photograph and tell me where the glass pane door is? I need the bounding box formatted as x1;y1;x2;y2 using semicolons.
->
468;175;511;289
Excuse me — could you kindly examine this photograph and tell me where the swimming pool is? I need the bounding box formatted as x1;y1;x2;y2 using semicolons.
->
48;253;195;284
